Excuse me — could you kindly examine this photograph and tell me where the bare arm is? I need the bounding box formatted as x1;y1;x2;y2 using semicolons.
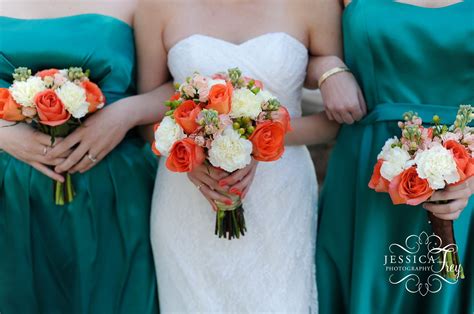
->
284;0;344;146
46;0;176;173
133;0;176;143
304;0;367;125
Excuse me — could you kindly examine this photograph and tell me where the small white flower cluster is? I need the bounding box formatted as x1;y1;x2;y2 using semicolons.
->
378;137;460;190
55;81;89;119
153;116;186;156
9;76;46;107
9;68;93;119
208;127;253;172
154;68;288;174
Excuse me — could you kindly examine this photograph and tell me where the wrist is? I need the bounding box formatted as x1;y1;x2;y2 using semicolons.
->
318;66;351;88
316;56;347;78
114;99;140;129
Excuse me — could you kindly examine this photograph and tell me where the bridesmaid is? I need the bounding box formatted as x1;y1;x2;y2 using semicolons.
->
0;0;168;312
316;0;473;313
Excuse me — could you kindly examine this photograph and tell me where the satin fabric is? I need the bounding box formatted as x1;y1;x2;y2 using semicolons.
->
317;1;474;313
0;14;159;313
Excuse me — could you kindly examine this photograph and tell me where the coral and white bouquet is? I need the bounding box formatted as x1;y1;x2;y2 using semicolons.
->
0;67;105;205
152;68;291;239
369;105;474;279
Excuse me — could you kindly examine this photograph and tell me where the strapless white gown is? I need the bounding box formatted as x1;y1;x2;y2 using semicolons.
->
151;33;318;313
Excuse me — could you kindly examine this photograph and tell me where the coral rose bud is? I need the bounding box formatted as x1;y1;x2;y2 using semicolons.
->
249;121;286;161
0;88;25;121
166;138;205;172
35;89;71;126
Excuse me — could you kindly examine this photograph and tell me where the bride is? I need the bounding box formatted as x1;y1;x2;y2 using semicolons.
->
135;0;364;312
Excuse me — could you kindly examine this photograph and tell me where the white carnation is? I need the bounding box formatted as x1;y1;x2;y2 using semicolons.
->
377;137;400;160
55;81;89;118
208;127;252;172
230;88;263;119
154;116;186;156
9;76;46;107
415;144;460;189
380;146;411;181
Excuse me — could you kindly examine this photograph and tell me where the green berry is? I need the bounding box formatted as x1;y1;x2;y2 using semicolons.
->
238;128;246;135
247;126;255;134
233;122;241;130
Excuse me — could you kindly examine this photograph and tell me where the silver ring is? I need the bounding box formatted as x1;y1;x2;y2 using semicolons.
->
43;146;48;156
87;154;97;163
196;184;203;190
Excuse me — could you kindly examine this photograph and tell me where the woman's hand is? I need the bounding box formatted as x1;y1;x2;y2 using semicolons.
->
47;101;136;174
424;178;474;220
320;71;367;124
0;123;68;181
187;164;232;211
187;160;258;210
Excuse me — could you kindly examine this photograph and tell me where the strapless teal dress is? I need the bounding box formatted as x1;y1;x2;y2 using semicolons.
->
0;14;159;313
317;1;473;313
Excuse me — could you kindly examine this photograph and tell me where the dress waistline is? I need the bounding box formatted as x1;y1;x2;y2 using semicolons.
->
358;102;462;125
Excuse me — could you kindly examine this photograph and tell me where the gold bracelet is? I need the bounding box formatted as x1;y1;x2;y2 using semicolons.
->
318;66;351;88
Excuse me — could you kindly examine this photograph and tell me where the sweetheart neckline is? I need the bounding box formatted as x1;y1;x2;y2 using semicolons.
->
168;32;308;56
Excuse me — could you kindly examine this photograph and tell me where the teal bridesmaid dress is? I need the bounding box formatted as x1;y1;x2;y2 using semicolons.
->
0;14;159;313
317;1;473;313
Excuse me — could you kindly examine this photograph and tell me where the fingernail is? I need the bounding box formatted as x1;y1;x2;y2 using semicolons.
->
219;180;227;187
224;199;233;206
230;188;241;196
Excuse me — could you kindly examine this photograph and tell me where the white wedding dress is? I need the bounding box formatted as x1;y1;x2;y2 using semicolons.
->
151;33;318;313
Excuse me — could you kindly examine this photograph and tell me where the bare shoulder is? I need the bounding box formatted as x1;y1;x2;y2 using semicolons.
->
301;0;344;19
136;0;177;18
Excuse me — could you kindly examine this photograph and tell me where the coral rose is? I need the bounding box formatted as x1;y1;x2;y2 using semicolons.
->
35;90;71;126
444;139;474;180
249;121;285;161
174;100;201;134
35;68;59;79
166;138;205;172
388;166;433;206
368;159;390;193
206;82;233;114
0;88;25;121
81;81;105;113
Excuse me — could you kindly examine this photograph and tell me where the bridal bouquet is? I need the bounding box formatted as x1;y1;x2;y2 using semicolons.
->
152;68;291;239
0;67;105;205
369;105;474;279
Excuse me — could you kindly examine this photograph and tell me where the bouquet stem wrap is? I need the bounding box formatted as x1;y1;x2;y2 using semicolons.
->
428;211;465;280
214;192;246;240
54;173;75;206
